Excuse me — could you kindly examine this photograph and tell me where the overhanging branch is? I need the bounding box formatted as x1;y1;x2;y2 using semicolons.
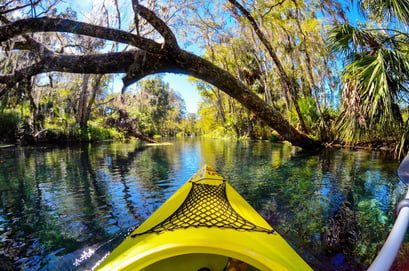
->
0;17;163;53
136;4;179;50
0;50;172;97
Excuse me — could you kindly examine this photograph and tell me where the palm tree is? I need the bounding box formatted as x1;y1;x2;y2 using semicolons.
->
328;1;409;157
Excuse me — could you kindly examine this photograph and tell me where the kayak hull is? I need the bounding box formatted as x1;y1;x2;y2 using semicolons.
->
97;165;312;271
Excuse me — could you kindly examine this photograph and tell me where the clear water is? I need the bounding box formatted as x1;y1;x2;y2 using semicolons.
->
0;138;404;270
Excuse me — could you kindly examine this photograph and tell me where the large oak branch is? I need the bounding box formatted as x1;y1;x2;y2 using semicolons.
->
0;17;163;52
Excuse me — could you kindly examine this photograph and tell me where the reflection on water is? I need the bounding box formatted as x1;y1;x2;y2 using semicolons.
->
0;138;404;270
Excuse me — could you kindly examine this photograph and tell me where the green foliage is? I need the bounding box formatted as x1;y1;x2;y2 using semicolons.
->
116;76;189;138
178;113;198;136
0;111;24;143
193;0;336;141
270;131;283;142
138;78;171;134
2;73;193;143
42;122;122;143
329;21;409;152
328;24;379;57
201;126;238;139
79;121;124;142
296;97;321;134
359;0;409;24
4;0;409;152
87;125;118;141
44;123;78;142
396;118;409;158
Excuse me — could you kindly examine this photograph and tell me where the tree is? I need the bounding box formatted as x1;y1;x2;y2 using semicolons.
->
188;0;342;140
139;78;170;135
77;74;105;128
328;0;409;156
227;0;309;134
0;1;321;149
0;0;114;140
179;112;197;136
165;89;186;136
105;76;186;137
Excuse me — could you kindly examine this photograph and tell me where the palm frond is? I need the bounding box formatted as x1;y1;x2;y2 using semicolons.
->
359;0;409;25
382;48;409;81
336;47;408;141
395;118;409;159
327;23;380;57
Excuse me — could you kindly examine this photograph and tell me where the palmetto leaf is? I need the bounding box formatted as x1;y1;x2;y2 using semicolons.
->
359;0;409;24
327;24;380;58
337;47;409;141
330;0;409;154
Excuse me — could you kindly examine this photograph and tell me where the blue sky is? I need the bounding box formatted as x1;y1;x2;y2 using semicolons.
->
162;73;201;114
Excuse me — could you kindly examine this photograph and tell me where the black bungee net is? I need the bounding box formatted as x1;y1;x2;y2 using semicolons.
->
131;180;275;237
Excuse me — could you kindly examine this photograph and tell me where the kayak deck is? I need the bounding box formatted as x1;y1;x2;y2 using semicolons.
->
131;179;274;237
96;165;312;271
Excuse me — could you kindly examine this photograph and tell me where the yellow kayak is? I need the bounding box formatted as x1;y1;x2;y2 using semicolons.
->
96;165;312;271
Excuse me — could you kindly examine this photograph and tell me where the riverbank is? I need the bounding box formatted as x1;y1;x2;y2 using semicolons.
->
326;140;397;152
1;136;400;155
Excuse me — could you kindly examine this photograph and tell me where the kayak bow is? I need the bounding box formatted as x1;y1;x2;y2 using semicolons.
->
96;165;312;271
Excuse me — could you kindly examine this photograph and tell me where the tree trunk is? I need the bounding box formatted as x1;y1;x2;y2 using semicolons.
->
77;74;90;128
84;75;103;126
227;0;309;134
247;111;256;139
77;74;103;128
129;130;158;143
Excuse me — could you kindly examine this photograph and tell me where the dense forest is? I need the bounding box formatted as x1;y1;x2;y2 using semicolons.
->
0;0;408;157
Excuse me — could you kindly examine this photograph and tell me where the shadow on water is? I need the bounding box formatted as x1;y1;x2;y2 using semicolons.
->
0;139;404;270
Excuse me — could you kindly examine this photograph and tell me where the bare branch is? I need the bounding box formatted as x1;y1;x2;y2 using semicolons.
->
0;49;171;97
136;4;179;50
261;0;287;17
113;0;121;30
0;15;54;59
0;17;163;53
131;0;140;36
0;60;44;97
95;97;115;107
0;0;41;15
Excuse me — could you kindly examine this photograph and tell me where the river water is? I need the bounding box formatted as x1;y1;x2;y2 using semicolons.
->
0;138;405;270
